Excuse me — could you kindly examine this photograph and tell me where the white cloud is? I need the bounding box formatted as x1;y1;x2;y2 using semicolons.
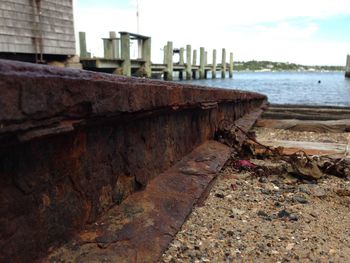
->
255;23;319;40
74;0;350;65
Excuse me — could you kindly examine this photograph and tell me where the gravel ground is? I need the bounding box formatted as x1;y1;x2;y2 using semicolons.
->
160;128;350;263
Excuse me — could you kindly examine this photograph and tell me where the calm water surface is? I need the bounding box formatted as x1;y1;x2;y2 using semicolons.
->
179;72;350;106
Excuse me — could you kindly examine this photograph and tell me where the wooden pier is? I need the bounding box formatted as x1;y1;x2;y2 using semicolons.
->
346;54;350;78
79;31;234;80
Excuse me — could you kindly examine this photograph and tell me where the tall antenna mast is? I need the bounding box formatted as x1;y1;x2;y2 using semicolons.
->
136;0;140;33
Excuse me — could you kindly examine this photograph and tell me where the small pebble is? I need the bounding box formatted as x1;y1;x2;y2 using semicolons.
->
215;193;225;199
293;195;309;204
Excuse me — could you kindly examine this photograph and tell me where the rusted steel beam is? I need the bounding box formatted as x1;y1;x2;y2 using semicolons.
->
0;59;267;263
46;140;231;262
0;59;266;141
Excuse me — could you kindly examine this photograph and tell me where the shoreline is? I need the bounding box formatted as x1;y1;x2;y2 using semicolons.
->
233;70;345;73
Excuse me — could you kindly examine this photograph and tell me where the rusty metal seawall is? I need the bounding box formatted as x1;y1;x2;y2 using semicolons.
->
0;59;267;262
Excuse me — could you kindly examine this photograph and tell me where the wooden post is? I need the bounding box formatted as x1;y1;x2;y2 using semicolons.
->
193;50;197;66
186;45;192;80
221;48;226;79
179;48;184;65
103;31;118;59
163;45;168;64
79;32;90;58
346;54;350;78
164;41;173;81
204;51;208;79
212;49;217;79
142;37;151;78
192;49;197;79
179;47;184;80
110;31;119;59
229;52;233;78
120;32;131;76
103;36;113;59
199;47;205;79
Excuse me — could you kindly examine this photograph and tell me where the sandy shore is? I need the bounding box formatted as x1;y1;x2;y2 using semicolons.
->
160;127;350;263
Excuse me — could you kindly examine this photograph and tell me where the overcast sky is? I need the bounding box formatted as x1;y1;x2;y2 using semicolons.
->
74;0;350;66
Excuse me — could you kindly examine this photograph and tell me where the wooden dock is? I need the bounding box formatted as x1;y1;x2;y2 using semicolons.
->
79;31;234;80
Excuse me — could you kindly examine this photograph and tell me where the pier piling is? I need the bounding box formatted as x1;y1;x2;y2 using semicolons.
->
186;45;192;80
204;51;208;79
179;48;184;65
179;47;184;80
78;31;235;81
103;31;119;59
199;47;205;79
142;36;151;77
120;32;131;76
221;48;226;79
111;31;119;59
79;32;90;58
192;49;197;79
193;49;197;66
103;39;112;59
163;45;168;64
212;49;217;79
164;41;173;80
229;52;233;78
346;54;350;78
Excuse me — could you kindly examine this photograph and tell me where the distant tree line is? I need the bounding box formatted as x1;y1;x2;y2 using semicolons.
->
221;60;345;71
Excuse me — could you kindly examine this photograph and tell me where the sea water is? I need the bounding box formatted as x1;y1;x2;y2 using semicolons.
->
178;72;350;106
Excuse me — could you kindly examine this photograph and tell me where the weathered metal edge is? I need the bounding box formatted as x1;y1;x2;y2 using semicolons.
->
44;108;263;263
0;59;267;134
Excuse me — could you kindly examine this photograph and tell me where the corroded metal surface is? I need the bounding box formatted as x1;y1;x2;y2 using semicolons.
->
46;141;231;263
0;59;267;263
0;59;266;141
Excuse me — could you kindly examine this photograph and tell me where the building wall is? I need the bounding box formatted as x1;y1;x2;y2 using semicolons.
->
0;0;75;56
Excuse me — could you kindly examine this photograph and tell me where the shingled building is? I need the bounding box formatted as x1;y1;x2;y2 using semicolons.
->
0;0;78;65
